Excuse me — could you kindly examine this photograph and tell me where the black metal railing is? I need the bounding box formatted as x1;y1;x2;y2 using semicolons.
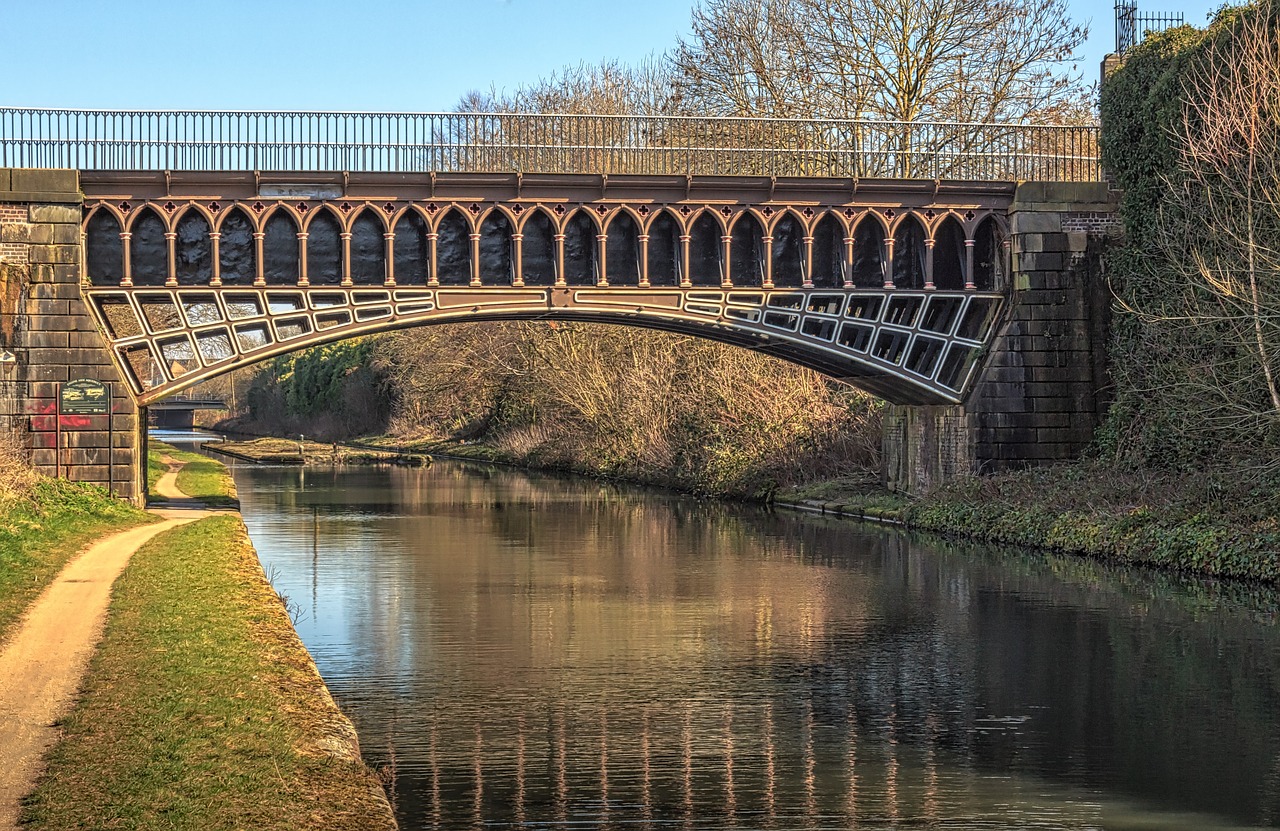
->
0;108;1101;182
1116;0;1185;53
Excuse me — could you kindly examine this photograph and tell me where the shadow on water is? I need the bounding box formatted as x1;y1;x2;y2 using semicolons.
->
227;459;1280;830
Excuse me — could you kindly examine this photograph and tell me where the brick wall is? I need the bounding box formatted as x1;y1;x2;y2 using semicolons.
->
0;169;143;502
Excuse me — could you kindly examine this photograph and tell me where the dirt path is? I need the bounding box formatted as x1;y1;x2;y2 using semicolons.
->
154;455;188;501
0;464;219;829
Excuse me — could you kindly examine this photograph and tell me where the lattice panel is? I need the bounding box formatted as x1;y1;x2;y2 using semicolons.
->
84;287;1002;406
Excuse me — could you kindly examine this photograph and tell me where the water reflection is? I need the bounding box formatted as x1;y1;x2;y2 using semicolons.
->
230;460;1280;830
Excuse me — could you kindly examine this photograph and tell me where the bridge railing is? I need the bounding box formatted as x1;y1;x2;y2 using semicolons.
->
0;108;1100;182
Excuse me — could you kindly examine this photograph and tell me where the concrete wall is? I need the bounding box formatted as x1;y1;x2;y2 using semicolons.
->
0;169;143;502
885;182;1118;493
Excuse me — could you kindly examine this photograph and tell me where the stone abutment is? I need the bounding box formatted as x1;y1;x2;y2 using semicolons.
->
883;182;1117;493
0;170;143;502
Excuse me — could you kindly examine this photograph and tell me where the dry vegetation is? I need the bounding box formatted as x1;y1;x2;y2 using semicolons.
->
0;431;35;507
376;322;880;496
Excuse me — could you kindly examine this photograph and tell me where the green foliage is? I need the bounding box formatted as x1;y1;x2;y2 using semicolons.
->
1098;2;1280;468
0;479;150;641
243;338;392;440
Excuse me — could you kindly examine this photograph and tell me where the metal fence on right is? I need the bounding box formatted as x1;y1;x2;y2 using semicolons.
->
1;108;1101;182
1116;0;1185;53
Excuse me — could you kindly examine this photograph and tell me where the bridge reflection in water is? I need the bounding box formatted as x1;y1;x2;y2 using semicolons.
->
236;460;1280;830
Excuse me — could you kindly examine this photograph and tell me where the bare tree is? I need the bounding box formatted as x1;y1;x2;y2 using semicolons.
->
1114;2;1280;446
672;0;1090;124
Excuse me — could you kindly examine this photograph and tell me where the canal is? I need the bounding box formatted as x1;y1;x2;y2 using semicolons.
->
222;455;1279;829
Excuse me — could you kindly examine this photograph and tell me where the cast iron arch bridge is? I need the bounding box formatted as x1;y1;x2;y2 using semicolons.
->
3;109;1100;406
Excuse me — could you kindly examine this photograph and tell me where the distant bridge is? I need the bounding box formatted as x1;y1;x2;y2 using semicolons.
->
148;394;228;429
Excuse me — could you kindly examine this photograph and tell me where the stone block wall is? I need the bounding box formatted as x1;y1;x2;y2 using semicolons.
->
0;169;143;502
885;182;1117;493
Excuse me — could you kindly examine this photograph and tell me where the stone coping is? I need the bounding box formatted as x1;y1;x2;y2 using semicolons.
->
0;169;81;205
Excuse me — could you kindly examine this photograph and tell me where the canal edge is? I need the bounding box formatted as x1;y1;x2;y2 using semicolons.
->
158;446;402;826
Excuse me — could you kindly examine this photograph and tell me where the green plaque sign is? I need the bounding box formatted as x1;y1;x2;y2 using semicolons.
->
60;379;110;415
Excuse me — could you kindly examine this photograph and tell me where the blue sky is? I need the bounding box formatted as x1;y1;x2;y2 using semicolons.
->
9;0;1224;113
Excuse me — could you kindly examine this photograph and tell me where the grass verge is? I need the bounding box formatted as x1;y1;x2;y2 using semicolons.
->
20;515;396;831
148;441;240;507
776;460;1280;583
0;480;150;644
205;437;426;468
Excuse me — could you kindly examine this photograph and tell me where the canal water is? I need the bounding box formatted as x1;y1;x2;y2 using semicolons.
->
223;457;1280;830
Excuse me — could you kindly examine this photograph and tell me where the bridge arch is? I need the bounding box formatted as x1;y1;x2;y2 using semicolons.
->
303;207;344;286
811;213;845;289
728;211;765;287
128;206;169;287
519;208;558;286
349;208;388;286
889;213;928;290
261;210;300;284
85;206;124;286
687;210;724;287
932;214;968;291
850;212;889;288
215;206;257;286
644;209;682;287
562;209;599;286
603;209;641;285
972;215;1007;291
174;209;213;286
768;210;806;288
478;209;515;285
83;281;1004;408
434;208;473;286
391;208;431;286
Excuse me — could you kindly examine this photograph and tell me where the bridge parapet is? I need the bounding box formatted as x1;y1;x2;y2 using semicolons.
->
2;108;1101;182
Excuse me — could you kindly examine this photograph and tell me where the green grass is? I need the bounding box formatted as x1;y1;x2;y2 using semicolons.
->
0;480;150;644
146;446;167;501
777;461;1280;583
21;516;395;831
148;441;239;507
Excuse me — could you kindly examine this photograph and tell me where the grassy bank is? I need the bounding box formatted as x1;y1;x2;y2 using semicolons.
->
21;514;396;830
204;437;426;468
0;481;150;644
777;461;1280;583
148;441;240;507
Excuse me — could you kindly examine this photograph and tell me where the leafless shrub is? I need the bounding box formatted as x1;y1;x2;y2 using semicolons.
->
0;429;36;504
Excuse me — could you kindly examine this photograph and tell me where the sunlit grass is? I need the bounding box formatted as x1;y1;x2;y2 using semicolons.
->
0;480;150;644
148;441;239;507
21;515;395;831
